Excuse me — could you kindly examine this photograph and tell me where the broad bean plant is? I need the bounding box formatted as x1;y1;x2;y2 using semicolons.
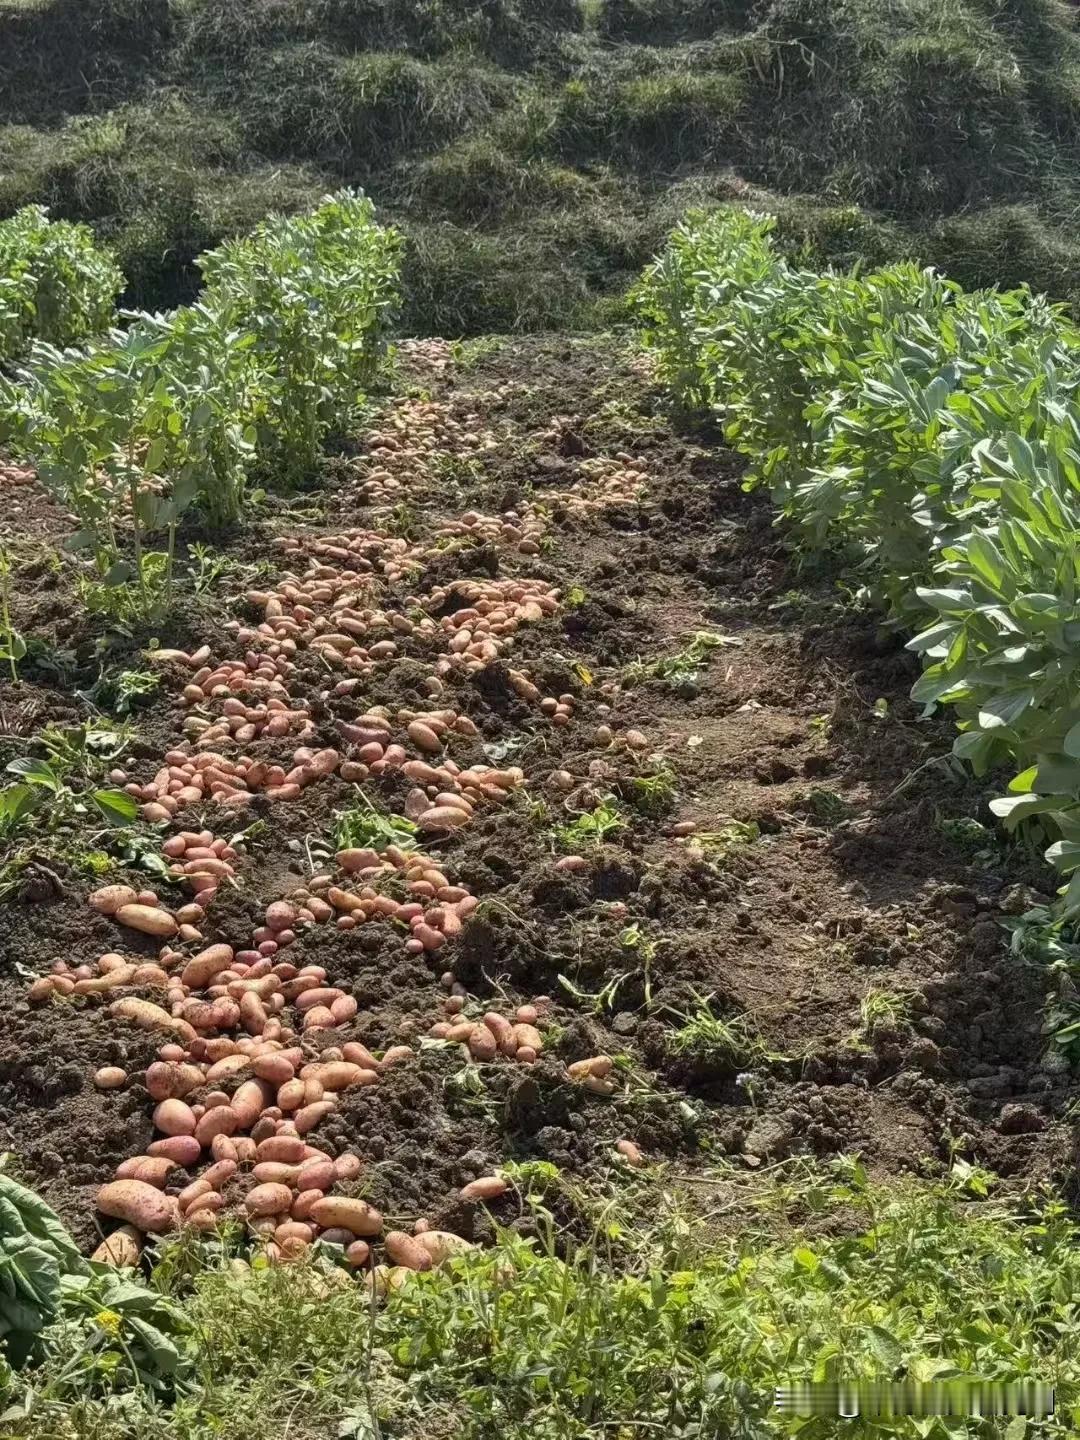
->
637;209;1080;909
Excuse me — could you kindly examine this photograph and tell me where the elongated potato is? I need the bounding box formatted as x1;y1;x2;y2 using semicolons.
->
116;904;177;937
459;1176;508;1203
148;1135;202;1166
255;1135;306;1164
115;1156;176;1188
384;1231;433;1272
97;1180;177;1233
181;943;235;990
110;998;194;1043
414;1230;476;1266
92;1224;144;1267
309;1196;383;1236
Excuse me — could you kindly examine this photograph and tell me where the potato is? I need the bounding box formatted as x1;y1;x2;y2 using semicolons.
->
253;1053;295;1086
345;1240;371;1267
115;1156;176;1188
94;1066;128;1090
459;1176;509;1203
115;904;177;937
416;806;470;832
383;1230;433;1272
252;1162;300;1186
295;1158;334;1192
231;1078;270;1129
309;1196;383;1236
294;1100;335;1134
89;884;139;915
148;1135;202;1166
615;1139;644;1167
511;1023;543;1053
195;1107;238;1147
97;1179;177;1233
467;1027;497;1061
244;1182;293;1217
202;1159;238;1190
299;1061;366;1092
181;943;235;990
256;1135;306;1165
414;1230;476;1266
145;1061;203;1102
110;998;195;1042
178;1178;212;1212
91;1224;144;1267
153;1099;197;1137
333;1153;362;1182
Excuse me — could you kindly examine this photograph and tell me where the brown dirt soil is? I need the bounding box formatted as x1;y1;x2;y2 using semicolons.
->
0;332;1072;1252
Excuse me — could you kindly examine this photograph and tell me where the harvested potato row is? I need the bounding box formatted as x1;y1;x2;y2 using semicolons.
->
427;1001;548;1065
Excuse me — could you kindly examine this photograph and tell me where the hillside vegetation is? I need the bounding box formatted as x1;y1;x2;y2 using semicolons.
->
5;0;1080;331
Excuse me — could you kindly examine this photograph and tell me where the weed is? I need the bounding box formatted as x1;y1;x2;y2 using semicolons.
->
554;795;626;849
625;630;741;690
686;819;760;861
855;987;912;1042
86;666;161;715
666;996;769;1070
329;790;417;854
802;787;855;827
0;548;25;682
625;765;676;817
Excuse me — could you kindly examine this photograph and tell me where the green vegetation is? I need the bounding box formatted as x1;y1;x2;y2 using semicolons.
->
8;0;1080;331
2;190;398;619
10;1163;1080;1437
638;207;1080;920
0;205;121;363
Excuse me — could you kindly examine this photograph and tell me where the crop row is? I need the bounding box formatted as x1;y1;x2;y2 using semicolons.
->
637;209;1080;910
0;192;400;614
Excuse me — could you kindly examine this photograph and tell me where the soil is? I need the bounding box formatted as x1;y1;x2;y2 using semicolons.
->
0;332;1073;1251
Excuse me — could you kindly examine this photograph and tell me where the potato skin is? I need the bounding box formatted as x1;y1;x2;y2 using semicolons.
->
97;1180;177;1233
384;1230;433;1272
91;1224;143;1266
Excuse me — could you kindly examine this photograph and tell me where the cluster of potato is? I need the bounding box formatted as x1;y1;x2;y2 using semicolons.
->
268;529;420;587
133;744;346;822
428;997;546;1064
0;460;34;487
352;396;498;505
293;844;480;955
424;578;561;677
429;508;544;557
166;650;294;698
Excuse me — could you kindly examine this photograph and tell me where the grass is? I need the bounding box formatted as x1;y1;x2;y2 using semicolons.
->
7;0;1080;329
12;1162;1080;1437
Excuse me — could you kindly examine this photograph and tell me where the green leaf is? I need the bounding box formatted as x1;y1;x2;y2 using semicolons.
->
91;788;137;825
5;758;60;792
977;690;1034;730
1063;720;1080;759
864;1324;902;1372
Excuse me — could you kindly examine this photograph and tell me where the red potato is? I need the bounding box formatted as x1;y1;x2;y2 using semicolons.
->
414;1230;476;1266
115;904;177;938
252;1162;299;1186
381;1045;414;1068
186;1192;225;1217
512;1023;543;1053
205;1055;251;1084
255;1135;306;1165
316;1226;354;1247
333;1153;362;1182
97;1180;177;1234
91;1225;142;1267
244;1182;293;1217
115;1156;176;1188
290;1189;323;1222
231;1079;269;1129
202;1159;238;1189
89;885;139;915
459;1176;509;1203
298;1061;366;1092
615;1139;645;1167
194;1107;238;1148
149;1136;202;1166
181;943;235;990
110;998;195;1043
178;1178;212;1212
253;1053;294;1086
295;1158;334;1191
345;1240;371;1267
145;1061;204;1102
294;1100;335;1134
384;1231;433;1272
309;1196;383;1236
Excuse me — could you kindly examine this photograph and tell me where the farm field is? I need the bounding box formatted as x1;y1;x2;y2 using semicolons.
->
1;314;1080;1429
4;2;1080;1422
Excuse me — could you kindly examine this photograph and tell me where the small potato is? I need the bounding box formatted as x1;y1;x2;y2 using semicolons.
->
345;1240;371;1267
384;1230;432;1272
459;1176;508;1203
97;1179;177;1233
294;1100;335;1134
94;1066;128;1090
111;998;195;1043
202;1159;237;1190
615;1139;644;1167
333;1153;362;1182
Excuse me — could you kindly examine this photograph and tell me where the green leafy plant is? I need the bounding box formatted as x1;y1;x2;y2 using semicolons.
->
555;795;627;849
330;790;417;854
855;987;912;1043
0;206;121;368
625;630;740;689
665;997;769;1070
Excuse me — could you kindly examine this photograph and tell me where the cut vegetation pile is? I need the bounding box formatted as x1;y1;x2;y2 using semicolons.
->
6;0;1080;330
